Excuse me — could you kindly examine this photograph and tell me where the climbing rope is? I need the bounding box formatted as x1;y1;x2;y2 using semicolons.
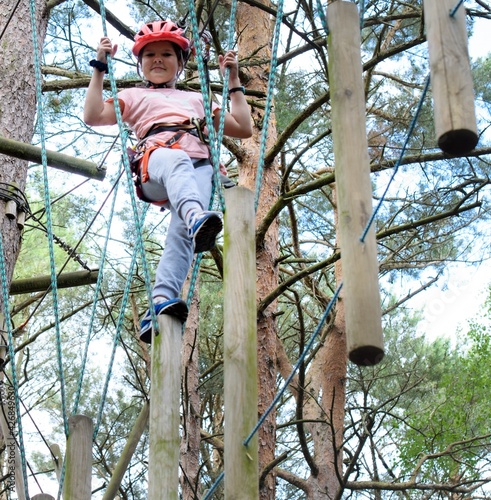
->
72;165;124;415
97;0;158;339
202;283;343;499
254;0;285;211
360;75;431;242
450;0;466;17
93;203;151;439
184;0;239;306
29;0;69;443
0;233;29;497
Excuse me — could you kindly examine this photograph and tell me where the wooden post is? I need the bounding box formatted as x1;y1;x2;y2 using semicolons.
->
0;135;105;180
102;402;149;500
0;315;26;500
328;1;384;366
148;315;182;500
423;0;478;155
64;415;93;500
50;443;63;482
223;187;258;499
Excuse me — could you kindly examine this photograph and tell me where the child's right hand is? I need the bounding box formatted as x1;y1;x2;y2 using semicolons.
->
96;37;118;63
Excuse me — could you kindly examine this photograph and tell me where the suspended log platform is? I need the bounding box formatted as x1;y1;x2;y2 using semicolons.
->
0;135;105;181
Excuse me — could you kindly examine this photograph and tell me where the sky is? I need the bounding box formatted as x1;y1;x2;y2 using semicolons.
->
411;15;491;340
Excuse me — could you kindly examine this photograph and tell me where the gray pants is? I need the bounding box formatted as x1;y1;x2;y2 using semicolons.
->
141;147;213;300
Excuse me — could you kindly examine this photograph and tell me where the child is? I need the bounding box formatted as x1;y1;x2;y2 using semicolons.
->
84;20;252;342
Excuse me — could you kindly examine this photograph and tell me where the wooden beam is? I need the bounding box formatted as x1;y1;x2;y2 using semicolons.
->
148;315;182;499
102;402;149;500
64;415;93;500
423;0;478;155
80;0;135;41
223;187;258;498
328;1;384;366
0;135;105;181
10;269;100;295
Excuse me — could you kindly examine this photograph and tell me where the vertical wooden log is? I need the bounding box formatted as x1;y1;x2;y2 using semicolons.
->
328;1;384;366
423;0;478;155
148;316;181;500
0;314;26;500
223;187;258;499
49;443;63;483
64;415;93;500
102;402;149;500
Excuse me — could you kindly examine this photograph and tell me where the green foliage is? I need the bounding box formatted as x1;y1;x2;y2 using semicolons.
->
349;305;491;489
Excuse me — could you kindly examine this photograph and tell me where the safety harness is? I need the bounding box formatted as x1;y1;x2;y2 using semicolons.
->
127;118;210;206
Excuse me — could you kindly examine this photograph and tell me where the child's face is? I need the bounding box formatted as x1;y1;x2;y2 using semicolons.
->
140;41;181;86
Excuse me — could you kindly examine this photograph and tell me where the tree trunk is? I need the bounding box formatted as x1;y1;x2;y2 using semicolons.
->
0;0;48;287
0;0;49;493
180;290;201;499
236;3;279;499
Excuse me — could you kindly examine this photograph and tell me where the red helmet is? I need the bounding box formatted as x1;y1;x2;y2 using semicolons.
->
132;20;191;57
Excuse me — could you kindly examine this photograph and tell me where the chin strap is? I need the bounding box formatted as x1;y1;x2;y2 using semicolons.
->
146;81;171;89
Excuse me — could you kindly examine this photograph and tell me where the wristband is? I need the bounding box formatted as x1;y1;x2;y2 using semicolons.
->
229;86;245;96
90;59;108;73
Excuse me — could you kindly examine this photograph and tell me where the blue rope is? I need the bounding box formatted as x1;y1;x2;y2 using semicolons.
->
72;164;123;415
29;0;69;439
315;0;329;36
244;284;342;445
93;204;150;439
203;471;224;500
94;204;150;440
184;1;239;305
186;0;233;213
254;0;285;211
202;284;343;498
359;75;431;243
0;233;29;497
97;0;158;335
450;0;465;17
359;0;367;29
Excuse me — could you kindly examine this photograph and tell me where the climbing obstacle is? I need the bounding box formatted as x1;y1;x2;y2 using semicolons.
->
147;186;258;499
2;0;486;497
423;0;478;155
327;0;384;366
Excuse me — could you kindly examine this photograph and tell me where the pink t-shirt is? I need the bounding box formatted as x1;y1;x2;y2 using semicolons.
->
109;87;220;159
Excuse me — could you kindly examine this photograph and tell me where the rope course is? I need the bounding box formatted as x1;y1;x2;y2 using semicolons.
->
0;0;483;497
253;0;284;211
201;0;444;494
29;0;70;446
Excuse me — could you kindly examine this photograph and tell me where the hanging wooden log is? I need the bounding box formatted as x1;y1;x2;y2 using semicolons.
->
328;0;384;366
423;0;478;155
223;187;258;499
0;135;105;180
64;415;93;500
148;315;181;500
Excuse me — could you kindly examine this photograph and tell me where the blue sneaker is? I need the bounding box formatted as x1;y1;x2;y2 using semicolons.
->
139;298;189;344
187;211;223;254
